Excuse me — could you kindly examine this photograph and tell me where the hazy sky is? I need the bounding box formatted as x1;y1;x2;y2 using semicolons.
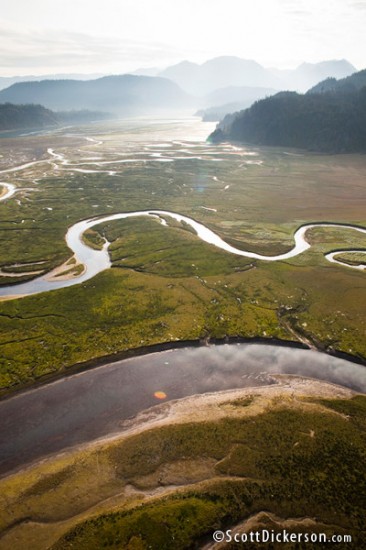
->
0;0;365;76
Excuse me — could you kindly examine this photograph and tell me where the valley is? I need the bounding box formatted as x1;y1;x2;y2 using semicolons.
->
0;117;366;394
0;116;365;549
1;1;366;547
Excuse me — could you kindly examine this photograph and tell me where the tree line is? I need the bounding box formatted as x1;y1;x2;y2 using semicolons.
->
209;71;366;153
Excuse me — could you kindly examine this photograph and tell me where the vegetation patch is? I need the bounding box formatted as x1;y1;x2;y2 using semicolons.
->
82;228;106;250
0;390;364;550
0;126;365;393
332;251;366;267
47;398;366;550
53;263;84;278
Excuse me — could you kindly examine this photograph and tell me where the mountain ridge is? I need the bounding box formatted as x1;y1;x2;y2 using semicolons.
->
308;68;366;94
157;56;356;96
209;70;366;153
0;103;112;132
0;74;193;114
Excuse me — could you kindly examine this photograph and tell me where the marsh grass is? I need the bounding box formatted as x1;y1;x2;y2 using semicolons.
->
332;251;366;267
0;135;365;392
47;398;366;549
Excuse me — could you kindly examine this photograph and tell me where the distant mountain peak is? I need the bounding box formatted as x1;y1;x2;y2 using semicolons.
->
298;59;355;70
202;56;263;67
159;56;277;96
158;56;356;96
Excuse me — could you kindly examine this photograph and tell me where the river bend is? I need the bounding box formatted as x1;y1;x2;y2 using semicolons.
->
0;210;365;298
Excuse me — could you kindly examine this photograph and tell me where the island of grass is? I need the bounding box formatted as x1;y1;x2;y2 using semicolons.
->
331;250;366;267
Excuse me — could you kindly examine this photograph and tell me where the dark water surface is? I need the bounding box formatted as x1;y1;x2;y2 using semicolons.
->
0;343;365;476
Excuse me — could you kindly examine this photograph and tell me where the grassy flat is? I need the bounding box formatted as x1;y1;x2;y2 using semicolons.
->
0;122;365;393
0;378;364;549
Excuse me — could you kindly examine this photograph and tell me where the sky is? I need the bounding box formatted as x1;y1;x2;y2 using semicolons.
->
0;0;365;76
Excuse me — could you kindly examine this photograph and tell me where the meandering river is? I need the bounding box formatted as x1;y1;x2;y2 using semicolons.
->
0;121;365;476
0;209;365;298
0;118;365;298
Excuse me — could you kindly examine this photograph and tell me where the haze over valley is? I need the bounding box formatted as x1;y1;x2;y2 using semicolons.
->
0;56;357;119
0;1;365;548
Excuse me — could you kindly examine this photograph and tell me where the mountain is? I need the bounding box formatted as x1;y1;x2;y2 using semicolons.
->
1;58;356;112
159;57;279;96
307;69;366;95
296;60;356;90
0;73;105;92
197;85;278;121
0;75;193;114
158;56;356;96
0;103;58;131
0;103;112;132
209;70;366;153
270;60;356;92
158;61;202;93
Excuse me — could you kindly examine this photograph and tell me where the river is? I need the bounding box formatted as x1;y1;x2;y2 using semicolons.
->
0;117;365;299
0;211;365;298
0;342;365;476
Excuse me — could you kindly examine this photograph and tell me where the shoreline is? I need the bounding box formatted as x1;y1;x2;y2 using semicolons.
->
1;335;365;402
0;374;356;481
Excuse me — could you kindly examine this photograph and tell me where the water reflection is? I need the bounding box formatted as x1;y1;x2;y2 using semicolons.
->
0;343;364;475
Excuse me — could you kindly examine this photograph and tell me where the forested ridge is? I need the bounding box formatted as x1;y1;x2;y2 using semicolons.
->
0;103;58;131
209;70;366;153
0;103;111;131
308;69;366;94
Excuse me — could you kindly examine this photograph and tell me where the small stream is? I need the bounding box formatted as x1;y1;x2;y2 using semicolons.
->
0;210;365;298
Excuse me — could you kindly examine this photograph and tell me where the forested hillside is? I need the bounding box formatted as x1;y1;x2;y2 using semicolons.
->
0;103;112;132
209;71;366;153
0;103;58;131
308;69;366;94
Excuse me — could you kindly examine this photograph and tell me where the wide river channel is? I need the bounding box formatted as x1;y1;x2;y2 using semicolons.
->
0;342;365;476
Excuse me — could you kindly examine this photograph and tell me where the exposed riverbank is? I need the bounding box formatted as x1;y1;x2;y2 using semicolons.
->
0;342;365;478
0;376;364;550
0;183;16;202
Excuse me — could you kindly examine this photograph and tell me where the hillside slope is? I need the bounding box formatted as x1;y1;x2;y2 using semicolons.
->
0;103;112;131
209;71;366;153
0;103;58;131
0;75;192;113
